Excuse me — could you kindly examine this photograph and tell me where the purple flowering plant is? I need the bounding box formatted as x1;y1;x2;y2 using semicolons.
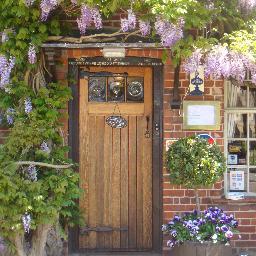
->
163;207;239;248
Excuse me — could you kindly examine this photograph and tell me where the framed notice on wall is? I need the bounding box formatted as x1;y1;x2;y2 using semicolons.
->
183;101;221;130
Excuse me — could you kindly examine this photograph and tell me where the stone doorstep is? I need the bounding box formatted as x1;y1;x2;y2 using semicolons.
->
69;253;161;256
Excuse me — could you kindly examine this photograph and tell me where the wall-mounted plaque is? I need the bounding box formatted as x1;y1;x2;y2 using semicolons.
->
183;101;221;130
189;66;204;96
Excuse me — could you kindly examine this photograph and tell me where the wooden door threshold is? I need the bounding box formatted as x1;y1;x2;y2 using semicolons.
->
69;252;162;256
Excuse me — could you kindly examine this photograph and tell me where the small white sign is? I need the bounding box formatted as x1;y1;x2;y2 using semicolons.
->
228;154;238;165
230;170;244;191
187;105;215;126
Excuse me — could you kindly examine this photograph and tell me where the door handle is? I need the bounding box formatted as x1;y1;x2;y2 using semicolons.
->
145;115;150;138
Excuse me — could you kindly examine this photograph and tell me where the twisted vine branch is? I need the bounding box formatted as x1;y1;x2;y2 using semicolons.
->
47;30;142;43
16;161;73;169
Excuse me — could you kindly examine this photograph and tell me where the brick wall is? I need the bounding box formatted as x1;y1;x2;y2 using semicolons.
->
49;47;256;255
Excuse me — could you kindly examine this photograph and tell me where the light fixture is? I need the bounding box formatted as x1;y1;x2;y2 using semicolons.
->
102;48;126;58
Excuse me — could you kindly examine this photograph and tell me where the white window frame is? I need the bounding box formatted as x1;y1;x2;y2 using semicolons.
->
224;80;256;197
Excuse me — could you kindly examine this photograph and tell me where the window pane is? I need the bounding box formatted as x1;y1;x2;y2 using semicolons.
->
249;168;256;193
249;87;256;107
228;140;247;165
228;168;247;192
227;84;247;108
227;114;247;138
107;76;125;102
88;77;106;102
126;77;144;102
250;141;256;165
249;113;256;138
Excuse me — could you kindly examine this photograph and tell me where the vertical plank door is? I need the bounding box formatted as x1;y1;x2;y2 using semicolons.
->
79;66;153;252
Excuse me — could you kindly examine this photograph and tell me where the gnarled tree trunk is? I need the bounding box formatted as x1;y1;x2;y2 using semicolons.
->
11;224;52;256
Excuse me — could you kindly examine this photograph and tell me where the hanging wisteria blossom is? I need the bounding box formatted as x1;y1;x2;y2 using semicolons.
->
41;141;51;153
239;0;256;9
22;213;32;233
24;98;33;114
184;45;256;84
6;108;15;125
0;55;15;89
77;4;102;35
26;165;37;182
28;45;37;64
183;49;204;74
40;0;58;21
155;18;184;48
139;20;151;36
121;9;137;32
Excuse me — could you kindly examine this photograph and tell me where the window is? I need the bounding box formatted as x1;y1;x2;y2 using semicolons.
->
88;74;144;103
225;81;256;196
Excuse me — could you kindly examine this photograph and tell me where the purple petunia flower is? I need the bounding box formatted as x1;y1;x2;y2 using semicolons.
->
225;230;233;239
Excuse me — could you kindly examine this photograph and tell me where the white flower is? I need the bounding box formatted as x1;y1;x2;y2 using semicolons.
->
212;234;218;240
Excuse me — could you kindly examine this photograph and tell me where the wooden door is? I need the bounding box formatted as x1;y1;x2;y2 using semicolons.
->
79;66;153;252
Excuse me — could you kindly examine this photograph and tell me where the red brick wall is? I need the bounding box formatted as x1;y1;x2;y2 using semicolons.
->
49;47;256;255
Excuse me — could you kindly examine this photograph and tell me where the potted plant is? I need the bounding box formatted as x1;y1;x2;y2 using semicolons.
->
162;207;238;256
164;136;238;255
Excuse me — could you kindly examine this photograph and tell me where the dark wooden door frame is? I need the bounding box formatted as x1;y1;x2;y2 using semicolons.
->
68;56;163;254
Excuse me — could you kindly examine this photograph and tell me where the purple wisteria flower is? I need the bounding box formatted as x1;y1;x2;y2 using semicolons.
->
28;44;37;64
40;141;51;153
184;45;256;84
24;98;32;114
183;49;203;74
239;0;256;9
139;20;151;36
40;0;58;21
27;165;37;182
121;9;136;32
77;4;102;35
155;17;184;48
0;55;15;88
22;213;32;233
6;108;15;125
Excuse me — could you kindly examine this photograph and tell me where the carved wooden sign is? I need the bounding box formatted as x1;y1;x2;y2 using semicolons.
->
68;56;163;67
